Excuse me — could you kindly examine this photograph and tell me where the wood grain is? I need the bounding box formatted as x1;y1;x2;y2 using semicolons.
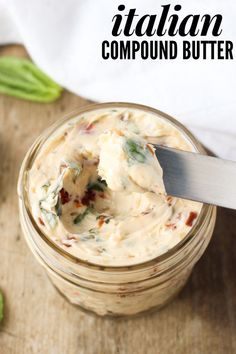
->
0;45;236;354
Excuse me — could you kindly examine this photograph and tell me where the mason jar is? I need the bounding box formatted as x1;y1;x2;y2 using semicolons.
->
17;102;217;317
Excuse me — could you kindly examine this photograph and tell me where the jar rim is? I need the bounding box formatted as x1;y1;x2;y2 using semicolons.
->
18;101;213;271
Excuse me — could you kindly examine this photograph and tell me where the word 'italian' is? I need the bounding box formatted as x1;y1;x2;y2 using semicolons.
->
112;4;222;37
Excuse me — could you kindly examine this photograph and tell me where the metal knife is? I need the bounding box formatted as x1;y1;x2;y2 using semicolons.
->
156;146;236;209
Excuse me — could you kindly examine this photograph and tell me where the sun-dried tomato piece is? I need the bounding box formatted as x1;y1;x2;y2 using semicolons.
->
60;188;71;204
185;211;198;227
38;217;45;226
81;189;96;206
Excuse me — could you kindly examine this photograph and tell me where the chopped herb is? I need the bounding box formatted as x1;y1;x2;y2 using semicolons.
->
66;160;81;172
87;182;103;192
80;234;95;241
80;229;98;241
41;182;50;192
40;208;57;229
40;169;66;207
123;139;147;163
67;161;82;175
96;215;112;224
39;169;68;227
89;228;98;234
87;177;107;192
95;236;102;242
98;177;107;186
64;160;82;182
0;291;3;322
73;208;90;225
97;247;106;254
55;198;62;217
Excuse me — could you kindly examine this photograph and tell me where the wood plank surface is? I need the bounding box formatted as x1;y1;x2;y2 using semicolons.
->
0;45;235;354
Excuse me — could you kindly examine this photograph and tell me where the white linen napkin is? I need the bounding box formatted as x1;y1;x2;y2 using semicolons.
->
1;0;236;159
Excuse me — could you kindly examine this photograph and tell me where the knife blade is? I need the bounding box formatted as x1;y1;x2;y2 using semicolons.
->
156;146;236;209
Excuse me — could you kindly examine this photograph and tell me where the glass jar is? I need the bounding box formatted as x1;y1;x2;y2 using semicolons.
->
17;102;216;317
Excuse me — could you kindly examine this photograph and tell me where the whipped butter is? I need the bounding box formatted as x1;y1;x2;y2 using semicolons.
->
28;107;201;266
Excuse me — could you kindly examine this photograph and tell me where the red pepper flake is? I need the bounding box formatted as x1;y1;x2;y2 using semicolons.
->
67;235;77;240
60;188;71;204
74;199;82;208
93;159;99;166
185;212;198;227
166;195;173;206
98;216;105;228
114;129;124;136
79;123;94;133
177;212;182;220
61;240;72;247
38;217;45;226
85;123;94;131
79;122;95;133
81;189;96;206
120;114;125;121
99;193;106;199
61;238;75;247
146;144;155;156
165;223;177;230
142;209;152;215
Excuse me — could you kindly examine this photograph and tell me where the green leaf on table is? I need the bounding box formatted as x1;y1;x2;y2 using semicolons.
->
0;56;63;103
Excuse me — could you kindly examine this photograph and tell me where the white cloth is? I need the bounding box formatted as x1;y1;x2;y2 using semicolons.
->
1;0;236;159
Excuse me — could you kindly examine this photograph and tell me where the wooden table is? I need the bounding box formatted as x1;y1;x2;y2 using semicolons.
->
0;45;236;354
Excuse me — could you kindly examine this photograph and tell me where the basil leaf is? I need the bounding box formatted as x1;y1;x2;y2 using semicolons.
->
55;198;62;217
87;182;105;192
0;56;62;103
73;208;90;225
87;177;107;192
123;139;147;163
